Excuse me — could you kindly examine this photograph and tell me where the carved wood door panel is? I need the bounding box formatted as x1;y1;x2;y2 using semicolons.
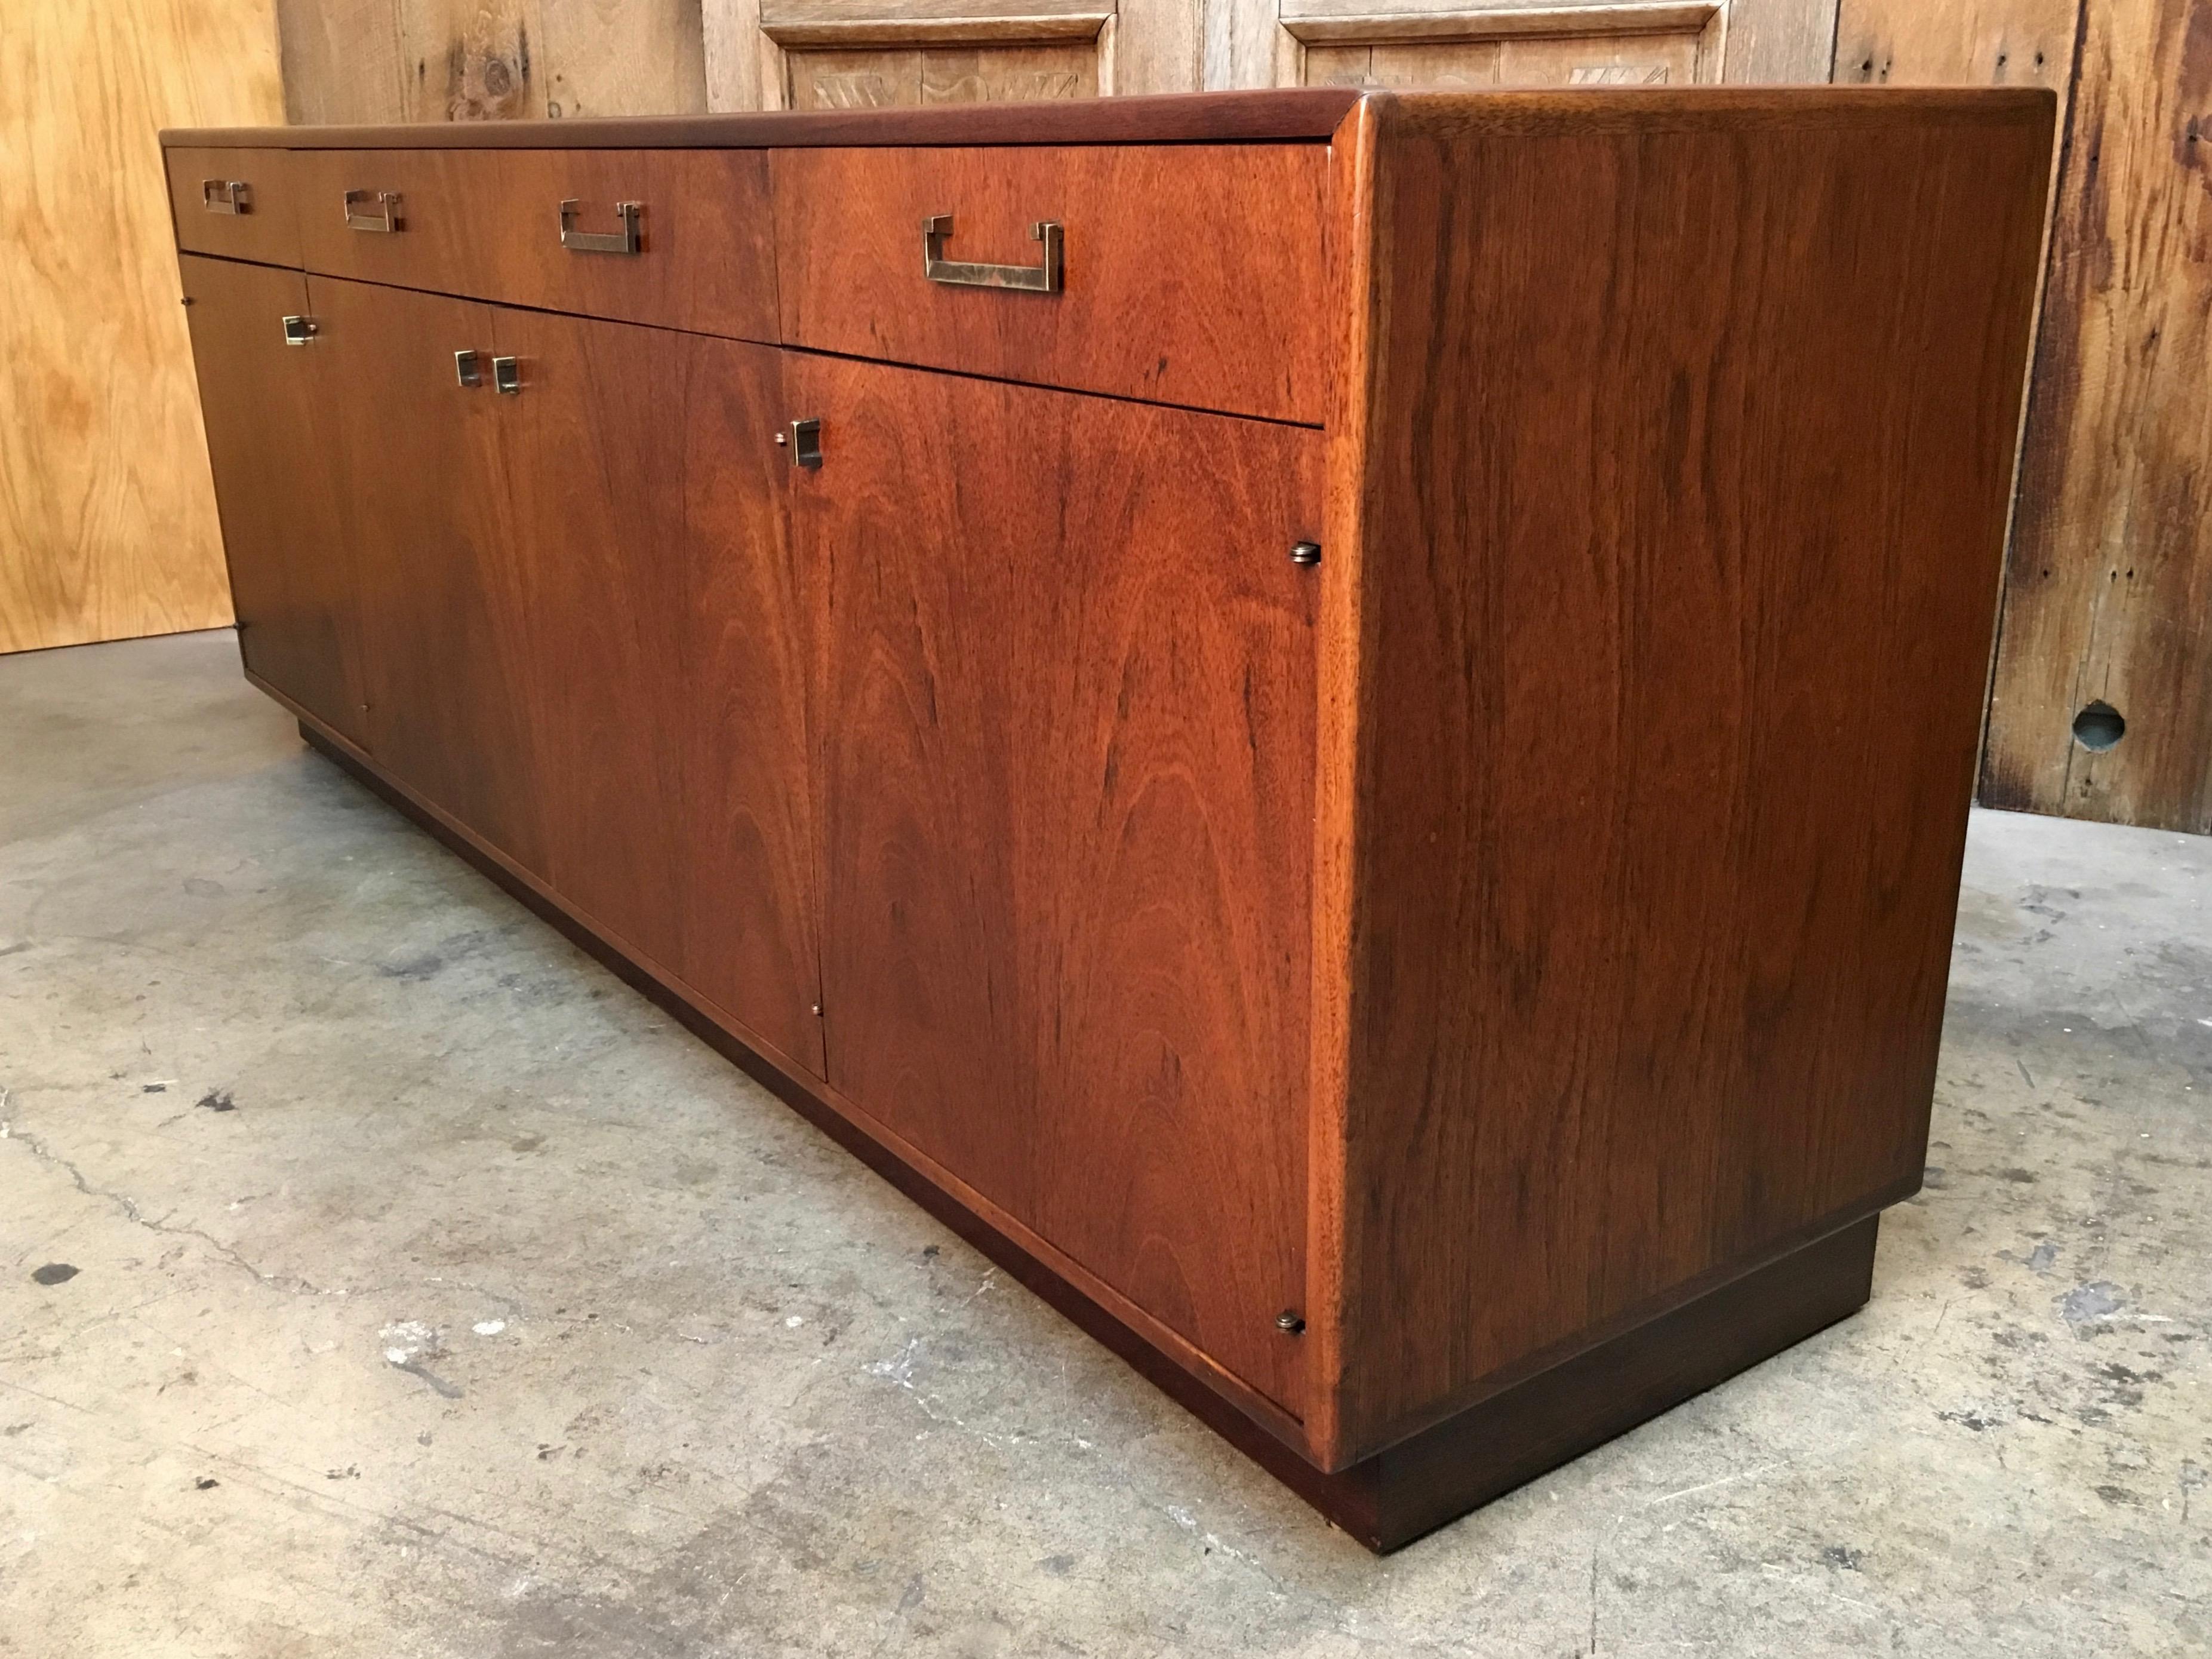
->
701;0;1837;108
1283;3;1726;93
707;0;1184;111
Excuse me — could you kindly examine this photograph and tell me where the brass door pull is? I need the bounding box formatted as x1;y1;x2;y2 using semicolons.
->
559;199;642;255
344;189;402;232
491;356;522;395
202;179;251;214
281;314;317;346
921;214;1063;294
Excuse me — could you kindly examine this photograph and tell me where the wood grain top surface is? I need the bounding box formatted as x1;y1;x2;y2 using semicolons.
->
161;85;2053;151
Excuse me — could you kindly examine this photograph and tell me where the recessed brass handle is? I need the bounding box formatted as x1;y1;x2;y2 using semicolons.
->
921;214;1063;294
454;349;482;388
281;314;317;346
201;179;251;215
491;355;522;395
559;199;642;255
344;189;402;232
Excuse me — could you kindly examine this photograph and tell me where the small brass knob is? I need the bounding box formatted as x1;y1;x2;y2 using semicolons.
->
1289;541;1321;567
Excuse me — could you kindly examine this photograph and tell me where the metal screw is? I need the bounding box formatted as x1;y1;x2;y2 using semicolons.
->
1276;1310;1306;1335
1289;540;1322;567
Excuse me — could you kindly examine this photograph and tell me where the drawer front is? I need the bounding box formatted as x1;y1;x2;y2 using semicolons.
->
291;150;479;295
773;145;1330;425
293;149;777;342
168;147;302;266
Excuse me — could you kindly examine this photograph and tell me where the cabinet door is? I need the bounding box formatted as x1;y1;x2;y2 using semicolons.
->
179;255;364;745
488;309;826;1077
797;357;1319;1410
306;275;545;873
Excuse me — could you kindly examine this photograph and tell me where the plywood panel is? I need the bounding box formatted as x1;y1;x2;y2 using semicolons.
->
0;0;285;655
1980;0;2212;832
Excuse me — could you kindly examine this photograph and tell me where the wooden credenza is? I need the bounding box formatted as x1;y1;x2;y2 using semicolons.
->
165;87;2053;1550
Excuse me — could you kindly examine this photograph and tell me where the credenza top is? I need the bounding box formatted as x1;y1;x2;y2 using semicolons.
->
162;85;2054;152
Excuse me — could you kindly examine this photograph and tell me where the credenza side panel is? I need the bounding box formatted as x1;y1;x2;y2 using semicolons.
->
1330;100;2056;1462
799;355;1324;1414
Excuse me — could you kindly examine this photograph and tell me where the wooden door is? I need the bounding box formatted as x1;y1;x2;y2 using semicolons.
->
488;309;826;1077
797;356;1321;1410
179;255;364;744
705;0;1177;112
1284;2;1727;92
305;275;546;872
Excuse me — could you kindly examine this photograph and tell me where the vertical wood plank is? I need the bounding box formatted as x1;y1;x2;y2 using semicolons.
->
703;0;775;109
1980;0;2212;832
0;0;285;655
1833;0;2076;90
538;0;708;117
1116;0;1201;91
275;0;408;124
1205;0;1282;88
1721;0;1838;82
397;0;544;120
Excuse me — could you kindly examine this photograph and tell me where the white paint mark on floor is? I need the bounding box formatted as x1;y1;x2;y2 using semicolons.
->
380;1320;440;1365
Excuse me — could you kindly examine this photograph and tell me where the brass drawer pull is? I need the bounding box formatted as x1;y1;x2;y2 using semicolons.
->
281;314;317;346
201;179;251;215
344;189;402;233
559;199;642;255
491;355;522;395
921;214;1063;294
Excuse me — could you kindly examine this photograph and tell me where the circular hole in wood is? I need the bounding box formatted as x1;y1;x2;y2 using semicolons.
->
2072;701;2127;752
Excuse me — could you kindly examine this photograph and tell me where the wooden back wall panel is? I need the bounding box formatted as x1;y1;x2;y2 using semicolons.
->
273;0;709;124
0;0;284;655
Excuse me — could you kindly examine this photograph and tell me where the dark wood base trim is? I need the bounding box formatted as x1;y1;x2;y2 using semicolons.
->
1333;1214;1880;1551
294;716;1880;1556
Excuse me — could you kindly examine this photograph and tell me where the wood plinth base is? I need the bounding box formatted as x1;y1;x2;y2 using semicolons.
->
298;718;1881;1555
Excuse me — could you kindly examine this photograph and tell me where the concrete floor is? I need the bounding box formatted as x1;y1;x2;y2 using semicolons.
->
1;629;2205;1658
